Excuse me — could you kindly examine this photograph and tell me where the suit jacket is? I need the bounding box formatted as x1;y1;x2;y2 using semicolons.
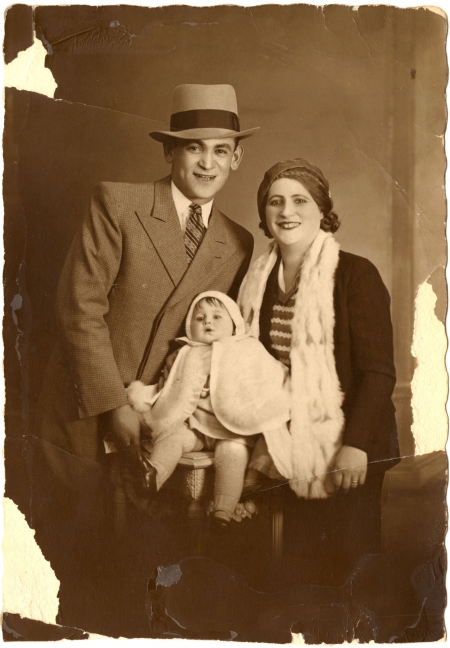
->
259;250;400;471
38;176;253;465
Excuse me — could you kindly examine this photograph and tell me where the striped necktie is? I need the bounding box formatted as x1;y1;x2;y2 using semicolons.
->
184;203;205;263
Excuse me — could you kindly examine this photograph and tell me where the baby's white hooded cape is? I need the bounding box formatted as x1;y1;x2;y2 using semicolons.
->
127;292;294;481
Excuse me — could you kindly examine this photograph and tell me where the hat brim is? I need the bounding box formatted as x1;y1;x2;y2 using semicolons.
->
150;127;260;143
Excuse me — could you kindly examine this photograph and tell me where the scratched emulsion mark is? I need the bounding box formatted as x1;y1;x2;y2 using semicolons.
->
155;563;183;588
55;20;136;52
411;280;448;454
4;31;57;98
3;498;60;624
10;293;23;362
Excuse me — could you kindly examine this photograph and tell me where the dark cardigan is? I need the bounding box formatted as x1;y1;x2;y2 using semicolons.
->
259;250;400;472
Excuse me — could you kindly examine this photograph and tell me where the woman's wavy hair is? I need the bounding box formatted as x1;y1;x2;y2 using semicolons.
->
257;159;341;238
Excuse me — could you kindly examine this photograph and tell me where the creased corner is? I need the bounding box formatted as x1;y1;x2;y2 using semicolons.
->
4;32;58;98
421;6;448;20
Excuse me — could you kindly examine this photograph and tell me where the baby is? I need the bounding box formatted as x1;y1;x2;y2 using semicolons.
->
127;290;291;526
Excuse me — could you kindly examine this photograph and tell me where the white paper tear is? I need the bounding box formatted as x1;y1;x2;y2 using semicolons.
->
2;497;60;624
411;281;448;454
291;633;371;644
291;632;306;644
4;33;58;98
87;633;126;639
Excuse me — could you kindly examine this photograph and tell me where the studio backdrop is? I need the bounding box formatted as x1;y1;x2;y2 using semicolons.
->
3;4;447;640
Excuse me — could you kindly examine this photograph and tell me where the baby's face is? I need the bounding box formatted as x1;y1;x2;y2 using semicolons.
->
191;302;234;344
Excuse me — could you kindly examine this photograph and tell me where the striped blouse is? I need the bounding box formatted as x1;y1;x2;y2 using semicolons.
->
269;261;301;369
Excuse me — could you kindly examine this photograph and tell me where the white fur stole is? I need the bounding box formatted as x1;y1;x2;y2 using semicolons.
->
238;230;344;499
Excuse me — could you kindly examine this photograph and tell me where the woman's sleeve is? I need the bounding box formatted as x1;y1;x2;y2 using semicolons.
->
342;259;396;454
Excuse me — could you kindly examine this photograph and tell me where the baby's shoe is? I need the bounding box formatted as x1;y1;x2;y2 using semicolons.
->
138;445;158;498
242;468;263;495
212;510;231;528
120;444;157;499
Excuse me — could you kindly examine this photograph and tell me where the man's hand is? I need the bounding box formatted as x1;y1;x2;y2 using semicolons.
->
332;445;368;493
109;403;141;448
157;348;180;390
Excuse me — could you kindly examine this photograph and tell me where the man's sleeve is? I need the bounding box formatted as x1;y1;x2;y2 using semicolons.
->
342;260;397;455
56;183;129;419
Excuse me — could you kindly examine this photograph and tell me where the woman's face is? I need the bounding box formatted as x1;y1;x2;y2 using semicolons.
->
265;178;322;250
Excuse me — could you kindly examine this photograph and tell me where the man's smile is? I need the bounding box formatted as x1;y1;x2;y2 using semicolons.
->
194;173;217;182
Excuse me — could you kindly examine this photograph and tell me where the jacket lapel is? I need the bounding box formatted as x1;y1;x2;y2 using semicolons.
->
163;203;236;311
135;176;188;287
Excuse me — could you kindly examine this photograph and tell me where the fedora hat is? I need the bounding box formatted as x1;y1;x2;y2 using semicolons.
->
150;84;260;142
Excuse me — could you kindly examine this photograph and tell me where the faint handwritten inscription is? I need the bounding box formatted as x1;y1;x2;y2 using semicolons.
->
50;21;136;53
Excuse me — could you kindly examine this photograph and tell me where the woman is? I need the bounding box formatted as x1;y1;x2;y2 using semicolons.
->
238;158;400;584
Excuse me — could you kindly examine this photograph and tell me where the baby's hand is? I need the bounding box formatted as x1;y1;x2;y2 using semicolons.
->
200;376;210;398
126;380;152;413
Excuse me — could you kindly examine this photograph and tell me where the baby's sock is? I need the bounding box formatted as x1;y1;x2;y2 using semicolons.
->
213;441;250;521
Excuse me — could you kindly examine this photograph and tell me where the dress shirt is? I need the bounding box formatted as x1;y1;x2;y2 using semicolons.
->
171;181;213;232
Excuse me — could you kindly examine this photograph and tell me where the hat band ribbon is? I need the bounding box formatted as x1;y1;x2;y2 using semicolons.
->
170;109;240;133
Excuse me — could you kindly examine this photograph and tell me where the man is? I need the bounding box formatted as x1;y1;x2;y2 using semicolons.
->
37;84;256;481
32;87;257;598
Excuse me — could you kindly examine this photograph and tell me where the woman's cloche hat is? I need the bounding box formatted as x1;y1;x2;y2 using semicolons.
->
150;84;260;142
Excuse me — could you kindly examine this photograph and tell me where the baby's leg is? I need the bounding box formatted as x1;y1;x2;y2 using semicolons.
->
213;440;250;523
243;436;269;492
151;426;203;489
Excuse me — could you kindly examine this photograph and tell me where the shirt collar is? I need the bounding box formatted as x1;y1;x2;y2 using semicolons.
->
171;181;213;228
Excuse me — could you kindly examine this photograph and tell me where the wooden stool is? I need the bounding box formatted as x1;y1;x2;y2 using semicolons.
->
164;450;215;509
111;450;284;564
110;451;214;523
269;484;284;565
163;451;214;554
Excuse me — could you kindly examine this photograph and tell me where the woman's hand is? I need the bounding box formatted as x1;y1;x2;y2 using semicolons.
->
332;445;368;492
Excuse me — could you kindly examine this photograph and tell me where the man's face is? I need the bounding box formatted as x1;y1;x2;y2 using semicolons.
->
164;138;244;205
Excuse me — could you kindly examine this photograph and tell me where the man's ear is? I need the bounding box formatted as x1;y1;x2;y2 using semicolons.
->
163;138;175;163
230;144;244;171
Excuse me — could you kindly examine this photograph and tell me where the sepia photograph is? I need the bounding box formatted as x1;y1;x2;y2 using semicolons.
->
2;2;448;642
